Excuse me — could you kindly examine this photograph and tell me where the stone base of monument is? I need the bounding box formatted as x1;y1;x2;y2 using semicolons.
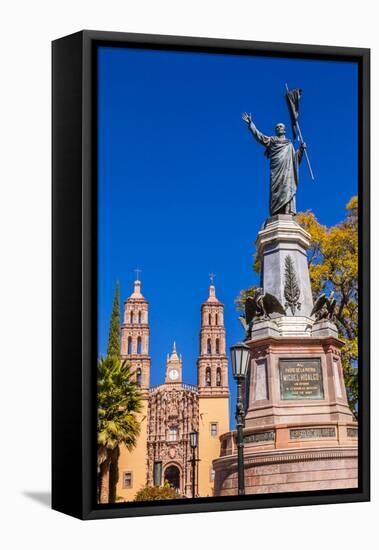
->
213;215;358;496
213;425;358;495
213;319;358;495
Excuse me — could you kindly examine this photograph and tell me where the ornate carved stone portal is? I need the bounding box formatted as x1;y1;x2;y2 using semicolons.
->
147;379;199;497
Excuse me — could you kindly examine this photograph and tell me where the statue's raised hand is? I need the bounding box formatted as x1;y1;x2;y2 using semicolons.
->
242;112;252;125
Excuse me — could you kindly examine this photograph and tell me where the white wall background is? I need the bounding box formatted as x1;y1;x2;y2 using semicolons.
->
0;1;376;548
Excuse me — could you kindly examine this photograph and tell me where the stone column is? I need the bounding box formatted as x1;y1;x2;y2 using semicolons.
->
256;214;314;318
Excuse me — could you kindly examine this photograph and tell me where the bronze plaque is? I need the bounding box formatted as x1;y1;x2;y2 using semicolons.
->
279;358;324;400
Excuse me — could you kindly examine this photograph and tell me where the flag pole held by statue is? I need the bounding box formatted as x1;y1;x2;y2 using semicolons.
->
285;83;315;181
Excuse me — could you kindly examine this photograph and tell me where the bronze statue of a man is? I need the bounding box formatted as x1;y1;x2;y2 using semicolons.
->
242;113;306;216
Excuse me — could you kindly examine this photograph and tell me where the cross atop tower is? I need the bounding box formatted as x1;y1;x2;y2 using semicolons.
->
134;267;142;281
209;272;216;285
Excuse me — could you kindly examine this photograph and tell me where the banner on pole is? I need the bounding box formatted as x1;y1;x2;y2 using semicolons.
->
286;88;302;140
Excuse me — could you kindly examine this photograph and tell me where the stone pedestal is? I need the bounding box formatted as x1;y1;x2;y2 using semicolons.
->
213;325;358;495
213;216;358;496
214;445;358;495
256;214;314;318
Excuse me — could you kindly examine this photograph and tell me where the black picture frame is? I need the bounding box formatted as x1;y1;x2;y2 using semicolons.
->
52;30;370;520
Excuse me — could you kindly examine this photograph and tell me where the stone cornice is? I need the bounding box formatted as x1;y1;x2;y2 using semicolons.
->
219;419;358;441
198;394;230;399
120;353;151;360
201;302;224;309
213;446;358;471
121;323;150;329
124;298;149;304
256;218;312;255
245;334;345;349
197;354;228;360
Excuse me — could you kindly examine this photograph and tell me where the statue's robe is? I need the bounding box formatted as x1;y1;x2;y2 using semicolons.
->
248;124;304;216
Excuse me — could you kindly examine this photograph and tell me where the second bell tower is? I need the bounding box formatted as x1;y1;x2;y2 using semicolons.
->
197;283;229;397
196;281;230;497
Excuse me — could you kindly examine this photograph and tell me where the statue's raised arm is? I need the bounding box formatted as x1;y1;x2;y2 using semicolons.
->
242;112;271;147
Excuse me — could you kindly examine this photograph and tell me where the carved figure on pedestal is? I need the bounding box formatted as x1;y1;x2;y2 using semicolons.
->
239;287;286;337
311;291;337;321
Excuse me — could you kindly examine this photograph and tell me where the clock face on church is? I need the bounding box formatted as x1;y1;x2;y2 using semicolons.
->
169;368;179;381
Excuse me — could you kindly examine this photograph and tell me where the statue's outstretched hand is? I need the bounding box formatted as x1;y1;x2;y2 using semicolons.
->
242;112;252;125
300;141;307;150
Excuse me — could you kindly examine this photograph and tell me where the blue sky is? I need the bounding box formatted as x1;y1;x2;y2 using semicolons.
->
98;46;358;422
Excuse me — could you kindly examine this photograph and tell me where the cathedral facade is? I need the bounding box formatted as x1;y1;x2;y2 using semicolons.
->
116;278;230;500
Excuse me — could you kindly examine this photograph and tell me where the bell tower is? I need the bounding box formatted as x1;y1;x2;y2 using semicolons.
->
165;342;183;384
118;276;151;502
197;280;229;497
121;277;151;396
197;283;229;397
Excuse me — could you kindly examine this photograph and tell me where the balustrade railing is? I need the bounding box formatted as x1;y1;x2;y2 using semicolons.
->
148;382;198;393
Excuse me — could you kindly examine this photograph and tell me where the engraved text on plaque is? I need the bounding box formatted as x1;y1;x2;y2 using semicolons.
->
279;358;324;400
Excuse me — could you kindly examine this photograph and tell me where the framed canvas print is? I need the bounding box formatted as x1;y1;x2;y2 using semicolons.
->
52;30;370;520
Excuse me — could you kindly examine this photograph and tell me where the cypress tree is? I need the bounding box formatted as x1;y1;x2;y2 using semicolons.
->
107;281;121;358
102;282;123;503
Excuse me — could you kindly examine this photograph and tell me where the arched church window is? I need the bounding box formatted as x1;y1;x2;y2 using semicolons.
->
137;336;142;354
216;367;221;387
206;367;211;387
127;336;132;355
138;311;142;324
130;311;134;324
215;314;218;325
208;313;212;325
207;339;211;354
136;368;142;387
215;338;220;354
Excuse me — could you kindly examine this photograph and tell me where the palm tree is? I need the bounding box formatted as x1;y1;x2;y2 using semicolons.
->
97;356;141;503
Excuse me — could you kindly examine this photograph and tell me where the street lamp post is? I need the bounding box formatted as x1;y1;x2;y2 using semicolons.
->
230;341;251;496
189;430;198;498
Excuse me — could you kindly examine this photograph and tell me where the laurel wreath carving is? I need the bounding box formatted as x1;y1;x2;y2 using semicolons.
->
283;255;301;315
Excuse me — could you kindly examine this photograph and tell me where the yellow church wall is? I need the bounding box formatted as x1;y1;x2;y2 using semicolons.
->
116;399;149;502
198;396;229;497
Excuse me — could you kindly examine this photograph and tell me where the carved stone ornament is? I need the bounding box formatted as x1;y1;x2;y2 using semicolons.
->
284;255;301;315
311;291;337;321
169;447;176;459
252;347;268;359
